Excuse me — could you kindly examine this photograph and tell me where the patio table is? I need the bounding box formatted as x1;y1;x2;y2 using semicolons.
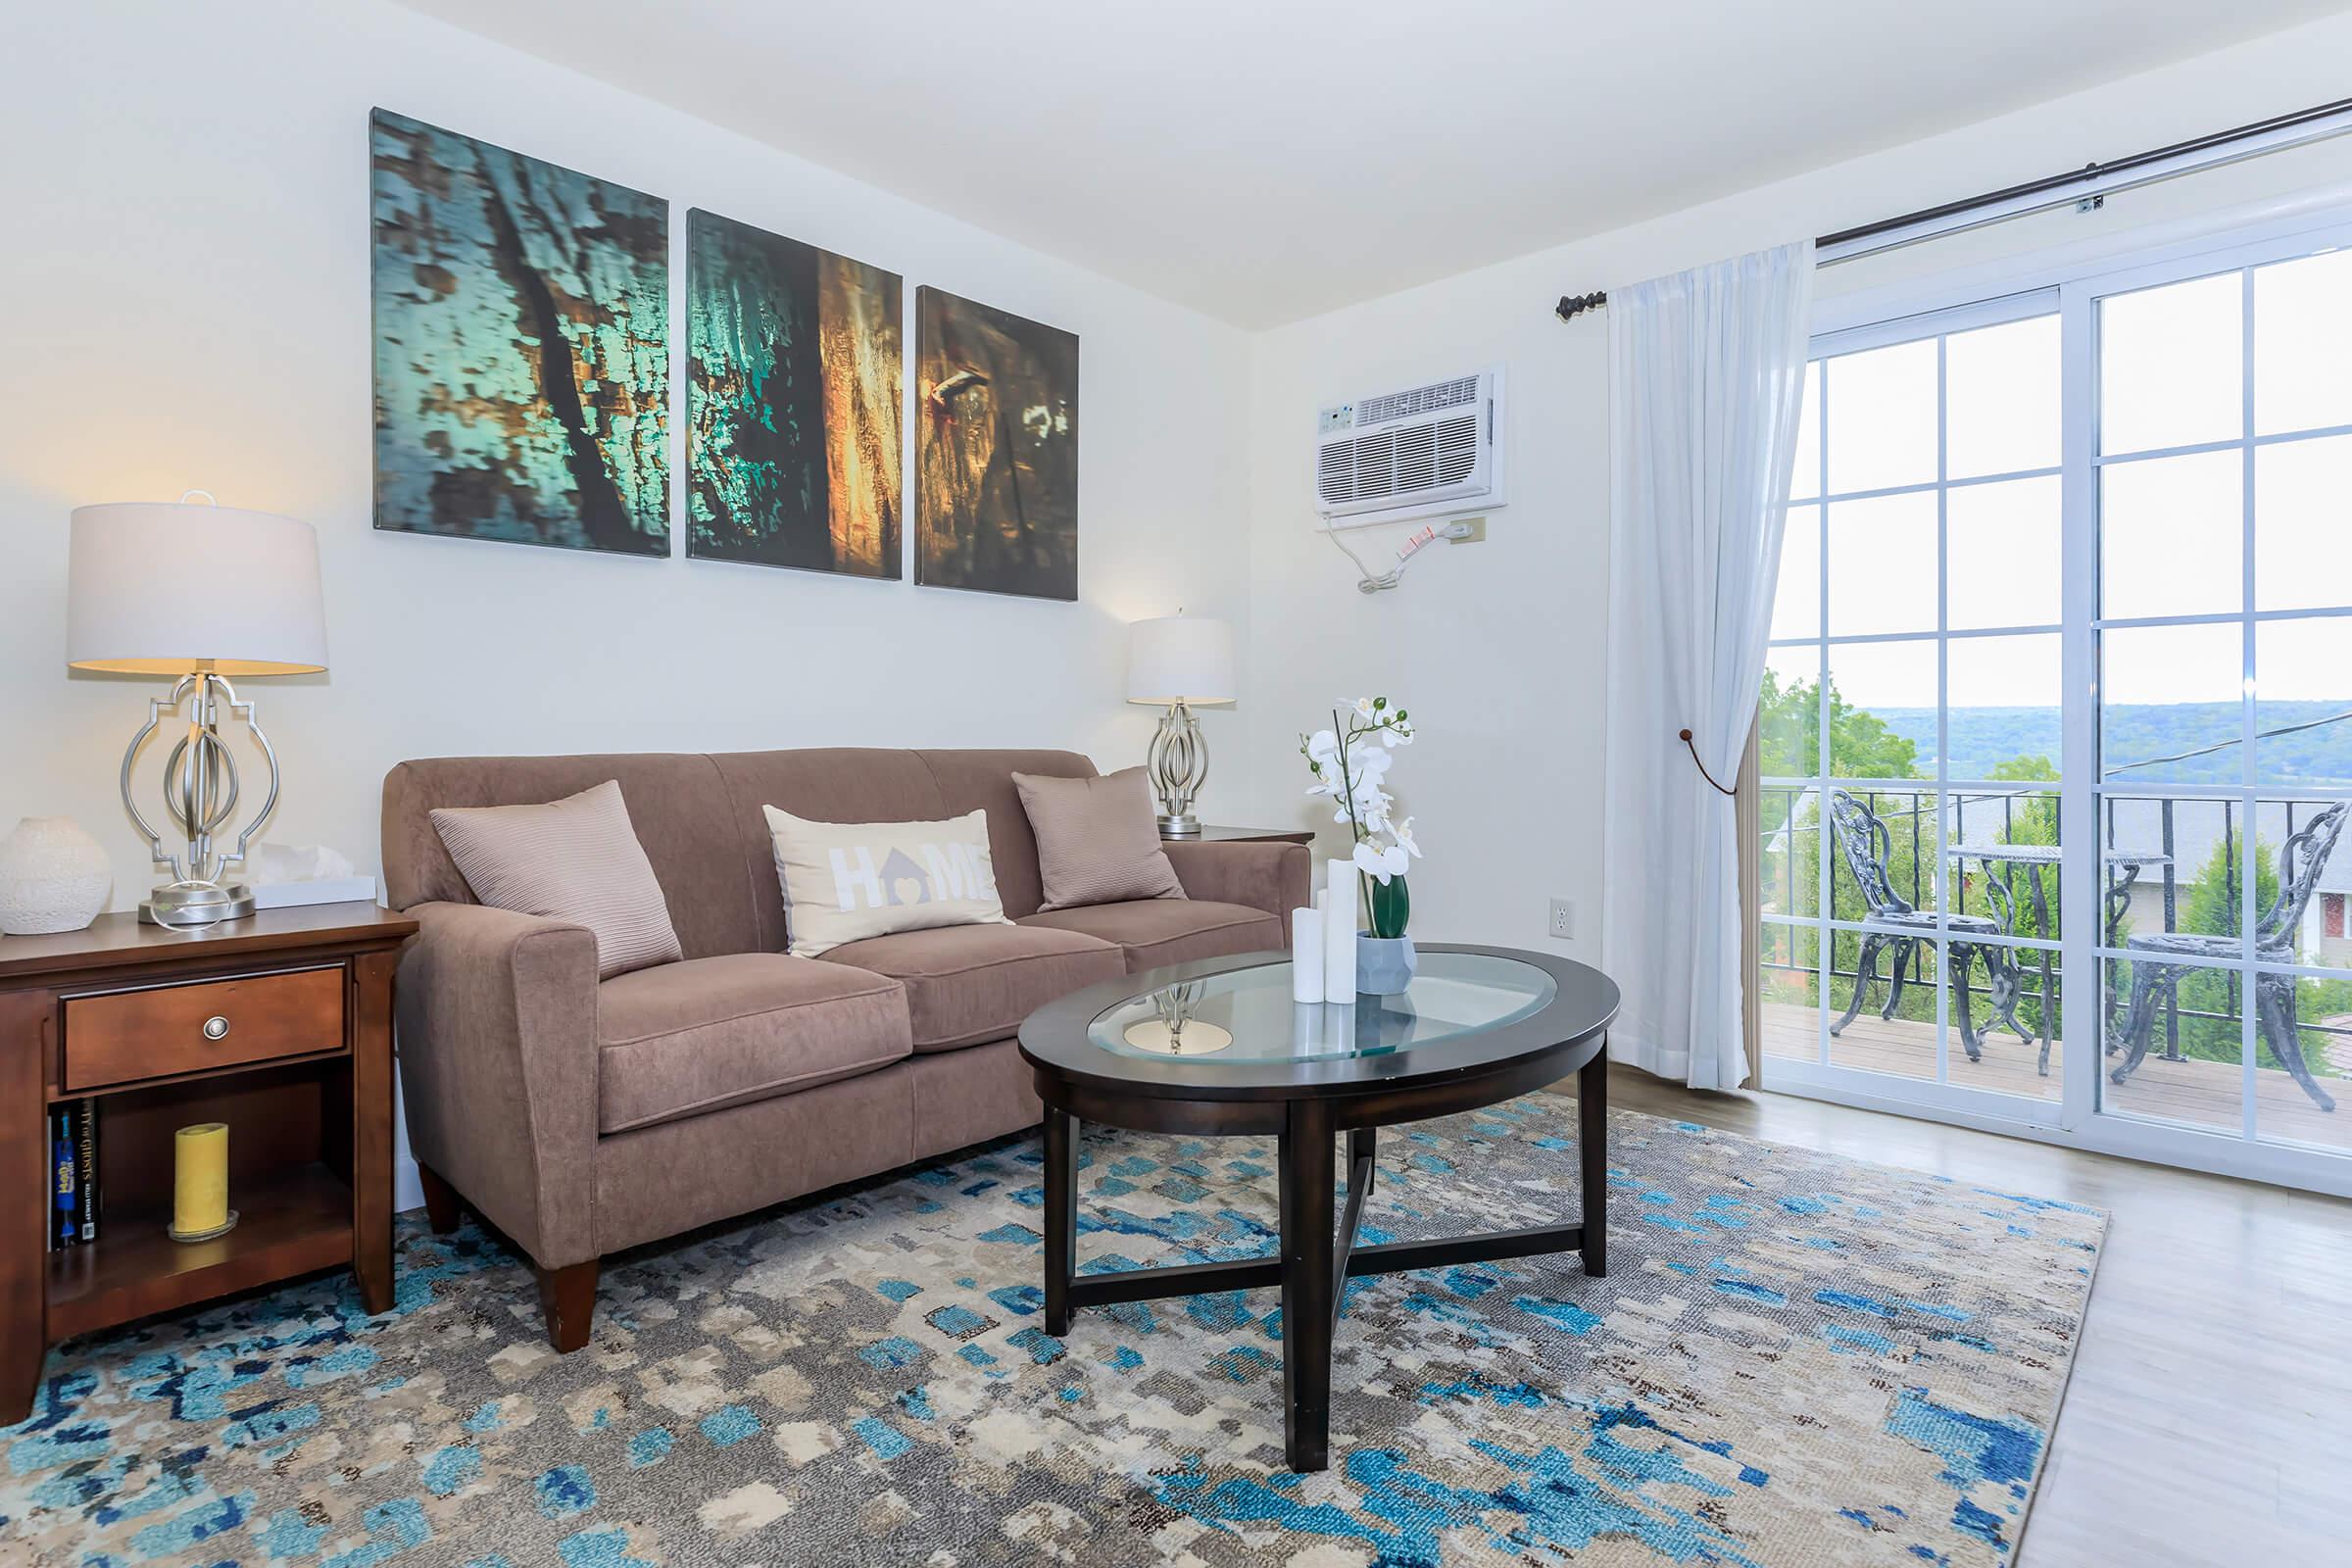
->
1944;843;2174;1069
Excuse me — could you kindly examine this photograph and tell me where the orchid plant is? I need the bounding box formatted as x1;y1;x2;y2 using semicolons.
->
1300;697;1419;940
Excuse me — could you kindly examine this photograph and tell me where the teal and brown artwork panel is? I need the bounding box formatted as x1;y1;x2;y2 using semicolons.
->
369;109;670;556
915;286;1079;601
687;209;904;577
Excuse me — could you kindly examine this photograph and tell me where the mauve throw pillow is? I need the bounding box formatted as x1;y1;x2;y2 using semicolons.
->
1013;766;1187;912
430;780;683;980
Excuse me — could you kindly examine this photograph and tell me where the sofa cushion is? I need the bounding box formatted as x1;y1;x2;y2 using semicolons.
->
596;953;911;1133
821;922;1123;1052
385;753;760;960
707;750;955;955
913;749;1097;919
1020;899;1285;973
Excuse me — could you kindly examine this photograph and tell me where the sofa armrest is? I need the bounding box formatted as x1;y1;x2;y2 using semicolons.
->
395;901;600;1269
1162;840;1312;921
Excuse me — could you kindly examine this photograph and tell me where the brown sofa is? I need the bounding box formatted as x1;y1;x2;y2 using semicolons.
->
381;748;1308;1348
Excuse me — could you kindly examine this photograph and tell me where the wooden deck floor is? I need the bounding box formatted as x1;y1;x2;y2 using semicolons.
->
1762;1003;2351;1151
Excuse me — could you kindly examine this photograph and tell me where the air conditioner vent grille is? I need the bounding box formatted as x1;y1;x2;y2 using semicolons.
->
1317;411;1482;506
1356;374;1479;426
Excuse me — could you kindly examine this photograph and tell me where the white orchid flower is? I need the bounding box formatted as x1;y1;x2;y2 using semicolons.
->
1352;840;1411;884
1352;697;1378;719
1380;723;1412;748
1306;728;1342;764
1391;817;1421;858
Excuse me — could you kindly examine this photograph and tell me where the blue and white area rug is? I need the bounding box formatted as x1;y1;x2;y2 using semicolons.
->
1;1097;2103;1567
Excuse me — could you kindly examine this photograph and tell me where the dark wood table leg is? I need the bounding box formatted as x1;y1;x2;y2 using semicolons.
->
0;990;51;1424
352;952;398;1315
1043;1107;1078;1337
1579;1049;1608;1278
1279;1098;1336;1473
1347;1126;1376;1193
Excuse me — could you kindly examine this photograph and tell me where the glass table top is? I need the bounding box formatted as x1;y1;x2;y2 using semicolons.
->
1085;951;1557;1064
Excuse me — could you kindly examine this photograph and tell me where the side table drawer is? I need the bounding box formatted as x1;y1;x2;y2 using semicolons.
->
64;967;347;1091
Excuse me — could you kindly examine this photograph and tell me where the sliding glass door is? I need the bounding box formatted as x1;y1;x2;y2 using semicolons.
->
1756;211;2352;1191
1759;294;2067;1125
2089;240;2352;1167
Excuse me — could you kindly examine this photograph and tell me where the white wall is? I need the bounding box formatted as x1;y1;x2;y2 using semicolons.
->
0;0;1253;905
1234;12;2352;968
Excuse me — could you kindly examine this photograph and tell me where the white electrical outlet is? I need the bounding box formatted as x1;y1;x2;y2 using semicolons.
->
1547;898;1575;941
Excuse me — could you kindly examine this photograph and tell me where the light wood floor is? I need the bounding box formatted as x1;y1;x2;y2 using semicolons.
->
1591;1064;2352;1568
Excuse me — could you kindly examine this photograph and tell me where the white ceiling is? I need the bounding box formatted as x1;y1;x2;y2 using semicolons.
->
393;0;2346;328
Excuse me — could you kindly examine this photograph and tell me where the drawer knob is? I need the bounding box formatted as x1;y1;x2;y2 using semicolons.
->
202;1015;230;1042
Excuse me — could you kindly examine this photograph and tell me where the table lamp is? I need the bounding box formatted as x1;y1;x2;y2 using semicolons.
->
1127;612;1236;838
67;496;327;926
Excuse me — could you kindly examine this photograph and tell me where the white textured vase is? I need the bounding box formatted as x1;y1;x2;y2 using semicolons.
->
0;816;112;935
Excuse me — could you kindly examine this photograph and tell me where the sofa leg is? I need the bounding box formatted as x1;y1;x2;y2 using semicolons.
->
537;1259;600;1352
417;1164;463;1234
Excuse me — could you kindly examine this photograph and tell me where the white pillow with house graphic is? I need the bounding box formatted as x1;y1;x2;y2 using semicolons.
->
760;805;1013;956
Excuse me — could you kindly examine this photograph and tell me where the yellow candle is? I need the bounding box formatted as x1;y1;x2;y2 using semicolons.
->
172;1122;229;1236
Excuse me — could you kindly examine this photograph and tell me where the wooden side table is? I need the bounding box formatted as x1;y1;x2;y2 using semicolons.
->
1160;825;1314;845
0;903;416;1423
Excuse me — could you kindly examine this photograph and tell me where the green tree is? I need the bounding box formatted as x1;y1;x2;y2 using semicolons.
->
1758;670;1923;786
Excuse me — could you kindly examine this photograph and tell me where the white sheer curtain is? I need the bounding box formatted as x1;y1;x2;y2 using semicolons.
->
1600;240;1814;1090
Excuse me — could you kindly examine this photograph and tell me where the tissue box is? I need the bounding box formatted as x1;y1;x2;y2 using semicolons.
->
250;877;379;910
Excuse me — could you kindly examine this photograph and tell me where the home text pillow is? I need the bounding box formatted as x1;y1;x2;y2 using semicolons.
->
430;780;683;980
1013;766;1187;912
761;806;1012;956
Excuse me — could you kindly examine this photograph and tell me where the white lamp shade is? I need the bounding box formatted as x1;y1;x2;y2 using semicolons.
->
68;502;328;675
1127;614;1236;706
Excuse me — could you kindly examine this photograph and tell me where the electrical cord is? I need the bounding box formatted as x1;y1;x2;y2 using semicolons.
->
1321;519;1475;593
1322;524;1402;593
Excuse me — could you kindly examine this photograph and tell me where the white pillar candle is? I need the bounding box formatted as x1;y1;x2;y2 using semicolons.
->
1323;858;1357;1001
1291;906;1325;1003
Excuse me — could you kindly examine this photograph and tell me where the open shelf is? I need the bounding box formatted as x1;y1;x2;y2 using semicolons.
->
45;1161;354;1340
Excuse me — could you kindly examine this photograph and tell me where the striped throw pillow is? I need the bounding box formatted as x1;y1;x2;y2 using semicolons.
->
430;780;683;979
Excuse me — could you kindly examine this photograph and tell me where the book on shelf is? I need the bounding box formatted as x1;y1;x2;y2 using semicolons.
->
48;1101;100;1250
76;1099;98;1242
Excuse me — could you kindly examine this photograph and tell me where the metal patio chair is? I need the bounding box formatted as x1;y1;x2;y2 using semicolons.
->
2108;799;2348;1112
1827;789;2039;1069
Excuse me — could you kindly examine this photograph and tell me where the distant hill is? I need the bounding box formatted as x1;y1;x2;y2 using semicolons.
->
1871;703;2352;787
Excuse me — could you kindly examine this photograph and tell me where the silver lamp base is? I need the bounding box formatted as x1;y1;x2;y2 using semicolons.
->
141;880;257;928
119;671;281;931
1147;701;1209;837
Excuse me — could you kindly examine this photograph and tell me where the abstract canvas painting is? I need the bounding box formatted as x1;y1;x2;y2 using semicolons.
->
914;287;1079;600
686;210;904;576
370;109;670;556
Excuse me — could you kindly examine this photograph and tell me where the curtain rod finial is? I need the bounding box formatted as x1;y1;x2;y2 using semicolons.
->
1555;290;1607;322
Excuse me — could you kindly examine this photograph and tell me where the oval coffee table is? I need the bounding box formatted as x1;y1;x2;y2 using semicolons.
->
1017;943;1620;1473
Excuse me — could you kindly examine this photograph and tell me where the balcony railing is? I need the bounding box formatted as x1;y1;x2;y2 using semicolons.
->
1758;784;2352;1069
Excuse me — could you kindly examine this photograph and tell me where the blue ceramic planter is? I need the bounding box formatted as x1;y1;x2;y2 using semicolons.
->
1355;934;1418;995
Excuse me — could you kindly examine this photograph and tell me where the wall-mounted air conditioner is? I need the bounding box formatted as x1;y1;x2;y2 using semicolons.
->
1314;366;1504;527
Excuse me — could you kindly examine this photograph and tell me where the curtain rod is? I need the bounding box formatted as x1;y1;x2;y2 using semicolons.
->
1554;96;2352;322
